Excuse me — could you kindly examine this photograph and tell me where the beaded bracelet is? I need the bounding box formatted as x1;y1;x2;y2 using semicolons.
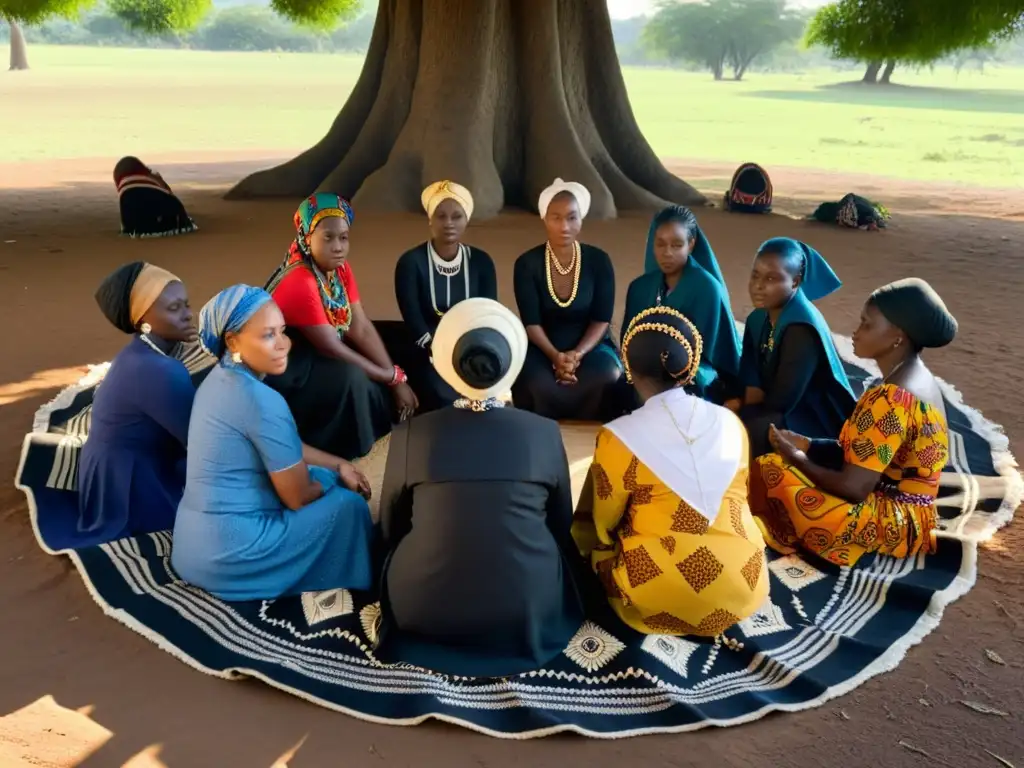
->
388;365;408;387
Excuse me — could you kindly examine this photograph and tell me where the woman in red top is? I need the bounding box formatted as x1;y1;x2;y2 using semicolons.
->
265;193;418;460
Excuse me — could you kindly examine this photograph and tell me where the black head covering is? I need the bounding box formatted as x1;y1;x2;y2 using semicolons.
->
622;307;703;385
95;261;146;334
452;327;512;389
869;277;957;349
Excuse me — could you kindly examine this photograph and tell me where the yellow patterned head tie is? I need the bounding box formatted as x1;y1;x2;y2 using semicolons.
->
621;306;703;385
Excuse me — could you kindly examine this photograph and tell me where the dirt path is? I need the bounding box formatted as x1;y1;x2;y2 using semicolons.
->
0;156;1021;767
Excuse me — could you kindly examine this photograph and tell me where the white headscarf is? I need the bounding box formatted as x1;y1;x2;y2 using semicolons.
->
538;178;591;219
431;298;527;401
421;180;474;221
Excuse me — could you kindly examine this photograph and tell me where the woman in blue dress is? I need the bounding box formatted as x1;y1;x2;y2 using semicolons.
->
738;237;856;457
171;285;376;601
621;205;741;406
78;262;198;546
511;178;623;421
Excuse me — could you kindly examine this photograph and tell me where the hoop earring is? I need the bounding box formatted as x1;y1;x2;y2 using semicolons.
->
231;351;243;364
140;322;152;335
893;339;902;349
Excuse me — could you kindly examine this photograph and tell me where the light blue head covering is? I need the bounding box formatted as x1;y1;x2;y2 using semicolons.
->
199;284;273;360
643;205;726;287
756;237;840;302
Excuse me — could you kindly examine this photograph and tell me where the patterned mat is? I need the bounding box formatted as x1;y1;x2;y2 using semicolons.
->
14;333;1021;738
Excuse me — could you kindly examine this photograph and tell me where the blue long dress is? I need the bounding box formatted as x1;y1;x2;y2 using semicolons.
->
171;363;374;601
78;335;195;545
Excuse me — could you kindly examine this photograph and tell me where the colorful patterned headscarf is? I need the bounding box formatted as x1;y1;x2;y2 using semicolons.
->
265;192;356;334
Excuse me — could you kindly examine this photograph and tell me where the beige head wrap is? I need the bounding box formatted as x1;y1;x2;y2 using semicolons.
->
421;180;474;222
129;264;180;325
538;178;591;219
431;298;527;401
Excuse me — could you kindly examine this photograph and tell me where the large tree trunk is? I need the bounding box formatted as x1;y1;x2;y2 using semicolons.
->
879;59;896;84
7;18;29;71
227;0;706;219
862;60;882;83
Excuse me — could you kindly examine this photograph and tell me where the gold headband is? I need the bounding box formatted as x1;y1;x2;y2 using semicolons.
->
621;306;703;385
308;207;348;235
129;264;180;326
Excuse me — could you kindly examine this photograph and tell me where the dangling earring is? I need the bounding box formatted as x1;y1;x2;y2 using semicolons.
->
231;351;243;364
140;322;152;335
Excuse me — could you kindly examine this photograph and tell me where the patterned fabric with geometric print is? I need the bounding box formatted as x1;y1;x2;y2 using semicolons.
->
754;383;949;567
12;330;1020;738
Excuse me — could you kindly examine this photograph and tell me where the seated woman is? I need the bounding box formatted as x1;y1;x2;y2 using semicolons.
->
172;285;375;602
264;193;417;461
572;307;768;637
113;156;198;238
621;205;741;405
752;278;957;567
79;262;197;544
382;180;498;413
376;298;587;677
739;237;856;458
512;178;623;421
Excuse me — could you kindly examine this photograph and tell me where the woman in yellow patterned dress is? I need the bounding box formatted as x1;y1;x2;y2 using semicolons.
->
572;306;768;637
752;278;958;567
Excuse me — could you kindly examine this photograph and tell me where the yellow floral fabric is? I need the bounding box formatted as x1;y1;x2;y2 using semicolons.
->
752;383;948;567
572;427;768;637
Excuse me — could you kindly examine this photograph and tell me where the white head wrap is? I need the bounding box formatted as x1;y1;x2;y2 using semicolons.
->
431;298;527;401
538;178;591;219
421;180;474;222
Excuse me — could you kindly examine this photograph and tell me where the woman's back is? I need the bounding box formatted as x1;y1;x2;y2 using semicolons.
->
378;405;584;676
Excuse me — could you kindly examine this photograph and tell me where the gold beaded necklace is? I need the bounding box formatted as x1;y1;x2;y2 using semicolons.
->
545;241;581;308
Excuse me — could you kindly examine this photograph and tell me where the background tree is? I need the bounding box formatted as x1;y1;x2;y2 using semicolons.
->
643;0;803;81
806;0;1024;84
2;0;94;69
5;0;707;218
225;0;706;218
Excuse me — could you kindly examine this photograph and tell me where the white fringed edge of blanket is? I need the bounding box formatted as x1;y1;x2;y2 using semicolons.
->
9;332;1024;740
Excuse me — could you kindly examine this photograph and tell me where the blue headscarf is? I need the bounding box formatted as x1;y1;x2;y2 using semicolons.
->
756;237;840;302
199;284;273;361
643;205;726;288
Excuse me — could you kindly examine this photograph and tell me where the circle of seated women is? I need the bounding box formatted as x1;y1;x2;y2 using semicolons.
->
77;179;959;673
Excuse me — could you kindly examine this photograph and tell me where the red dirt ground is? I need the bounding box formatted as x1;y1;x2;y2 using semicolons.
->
0;154;1021;767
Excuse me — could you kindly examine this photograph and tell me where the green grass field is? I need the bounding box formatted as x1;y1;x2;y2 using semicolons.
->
4;45;1024;187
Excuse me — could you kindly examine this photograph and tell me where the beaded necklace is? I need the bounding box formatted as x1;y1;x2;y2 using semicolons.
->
454;397;506;412
139;333;168;357
545;241;581;309
427;241;470;318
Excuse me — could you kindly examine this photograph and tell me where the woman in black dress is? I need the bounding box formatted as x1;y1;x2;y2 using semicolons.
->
511;178;623;421
381;180;498;413
376;298;589;677
113;156;198;238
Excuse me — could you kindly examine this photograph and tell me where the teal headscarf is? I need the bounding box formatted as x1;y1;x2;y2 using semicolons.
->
756;237;841;301
643;205;726;289
624;205;741;402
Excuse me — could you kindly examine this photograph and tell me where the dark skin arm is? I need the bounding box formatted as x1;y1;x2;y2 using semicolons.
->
770;425;880;503
297;321;394;383
269;462;324;511
302;443;371;499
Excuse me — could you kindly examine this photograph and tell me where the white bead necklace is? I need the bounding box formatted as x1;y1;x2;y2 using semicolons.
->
427;241;471;318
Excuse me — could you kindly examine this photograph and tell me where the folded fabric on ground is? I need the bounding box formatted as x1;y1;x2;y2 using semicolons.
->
14;330;1020;738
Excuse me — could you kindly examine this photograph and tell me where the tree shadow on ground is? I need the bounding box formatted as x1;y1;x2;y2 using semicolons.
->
746;82;1024;115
